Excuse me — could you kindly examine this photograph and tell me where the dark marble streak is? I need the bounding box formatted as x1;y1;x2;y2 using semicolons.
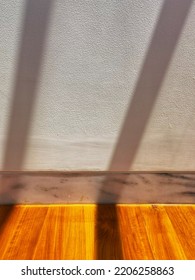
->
0;172;195;204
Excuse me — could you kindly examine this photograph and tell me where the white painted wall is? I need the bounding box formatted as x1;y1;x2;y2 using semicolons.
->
0;0;195;171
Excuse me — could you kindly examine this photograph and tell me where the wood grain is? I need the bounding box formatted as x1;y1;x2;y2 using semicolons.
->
0;205;194;260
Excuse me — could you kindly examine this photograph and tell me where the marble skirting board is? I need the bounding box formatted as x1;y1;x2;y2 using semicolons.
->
0;172;195;204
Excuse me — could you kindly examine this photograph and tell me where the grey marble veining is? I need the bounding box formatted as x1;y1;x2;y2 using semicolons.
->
0;172;195;204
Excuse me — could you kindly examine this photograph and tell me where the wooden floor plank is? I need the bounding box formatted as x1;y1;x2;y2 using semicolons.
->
0;205;194;260
140;205;187;259
118;206;154;259
0;206;48;259
165;206;195;260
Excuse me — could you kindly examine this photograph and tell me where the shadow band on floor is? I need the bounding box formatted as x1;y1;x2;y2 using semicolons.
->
0;0;193;260
95;0;193;259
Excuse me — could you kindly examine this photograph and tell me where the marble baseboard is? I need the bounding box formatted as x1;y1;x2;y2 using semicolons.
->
0;172;195;204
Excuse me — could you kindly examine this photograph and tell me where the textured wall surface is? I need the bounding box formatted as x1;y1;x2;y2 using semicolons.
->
0;0;195;171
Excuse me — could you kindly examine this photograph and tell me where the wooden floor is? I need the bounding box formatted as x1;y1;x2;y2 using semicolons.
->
0;204;194;260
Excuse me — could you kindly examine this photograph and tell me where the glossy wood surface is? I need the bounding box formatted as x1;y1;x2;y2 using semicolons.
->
0;205;194;260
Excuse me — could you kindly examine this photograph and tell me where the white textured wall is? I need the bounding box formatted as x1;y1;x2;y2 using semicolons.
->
0;0;195;171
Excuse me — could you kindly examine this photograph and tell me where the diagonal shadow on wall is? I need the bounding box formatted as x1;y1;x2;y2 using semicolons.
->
95;0;193;260
0;0;52;234
0;0;193;260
